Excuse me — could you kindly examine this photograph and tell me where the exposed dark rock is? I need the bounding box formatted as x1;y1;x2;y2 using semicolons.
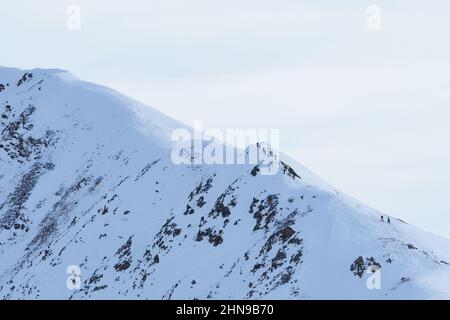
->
135;159;160;181
250;194;279;231
251;165;260;176
17;73;33;86
280;161;301;179
188;175;214;201
350;256;381;278
196;228;223;247
183;205;194;215
196;196;206;208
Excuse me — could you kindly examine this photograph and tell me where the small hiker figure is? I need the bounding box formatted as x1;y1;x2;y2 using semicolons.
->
380;215;384;222
387;217;391;224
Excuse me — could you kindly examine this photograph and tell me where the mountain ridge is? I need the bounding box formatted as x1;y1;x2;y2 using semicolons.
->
1;66;449;299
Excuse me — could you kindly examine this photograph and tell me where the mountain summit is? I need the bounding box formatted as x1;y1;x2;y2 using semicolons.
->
1;67;449;299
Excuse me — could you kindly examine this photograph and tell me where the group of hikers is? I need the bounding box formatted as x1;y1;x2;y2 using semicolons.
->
380;215;391;224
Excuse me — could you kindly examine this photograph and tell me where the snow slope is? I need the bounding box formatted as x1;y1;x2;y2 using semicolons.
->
0;67;449;299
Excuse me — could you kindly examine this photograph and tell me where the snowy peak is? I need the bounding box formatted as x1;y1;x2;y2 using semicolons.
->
1;67;450;299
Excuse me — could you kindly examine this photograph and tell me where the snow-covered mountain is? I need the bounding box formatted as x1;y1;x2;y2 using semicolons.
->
0;67;449;299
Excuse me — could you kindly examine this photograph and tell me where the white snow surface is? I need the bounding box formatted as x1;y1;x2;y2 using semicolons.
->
0;67;449;299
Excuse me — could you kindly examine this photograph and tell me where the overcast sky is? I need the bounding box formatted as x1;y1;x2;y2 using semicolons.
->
1;0;449;239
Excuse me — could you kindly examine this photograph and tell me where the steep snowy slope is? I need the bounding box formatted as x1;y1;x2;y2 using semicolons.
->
0;67;449;299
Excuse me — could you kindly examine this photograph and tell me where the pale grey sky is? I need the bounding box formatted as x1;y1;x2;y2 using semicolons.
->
1;0;449;239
